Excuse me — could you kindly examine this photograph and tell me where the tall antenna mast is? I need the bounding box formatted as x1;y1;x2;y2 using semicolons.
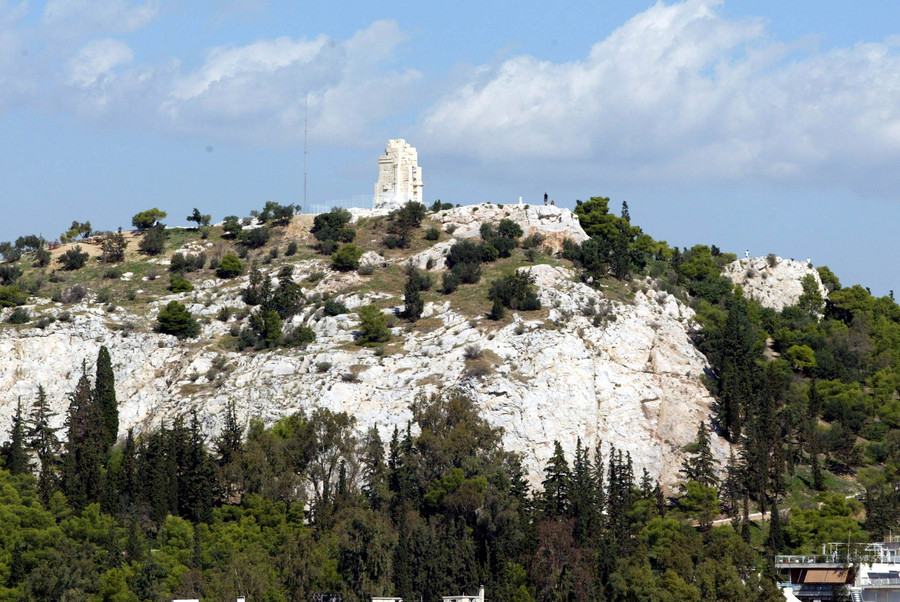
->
303;93;308;214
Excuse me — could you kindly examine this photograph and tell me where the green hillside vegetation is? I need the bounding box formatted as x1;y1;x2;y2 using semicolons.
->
1;196;899;599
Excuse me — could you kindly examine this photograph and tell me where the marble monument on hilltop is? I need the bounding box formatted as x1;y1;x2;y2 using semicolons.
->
373;139;424;210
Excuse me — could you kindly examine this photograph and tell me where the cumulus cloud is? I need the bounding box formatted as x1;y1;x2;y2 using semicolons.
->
419;0;900;194
155;20;420;145
0;8;419;146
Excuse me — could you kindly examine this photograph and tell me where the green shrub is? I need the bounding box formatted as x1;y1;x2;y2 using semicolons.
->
312;208;355;252
283;325;316;347
223;216;242;238
430;200;454;212
99;229;128;263
6;307;29;323
239;227;271;249
488;271;541;311
384;201;426;248
424;226;441;241
0;264;22;286
489;298;506;320
383;235;403;250
168;276;194;293
59;246;89;270
441;272;461;294
332;244;363;272
447;240;483;284
324;299;348;316
34;247;51;267
52;284;86;304
356;304;391;346
521;232;546;249
216;254;244;278
156;301;200;339
258;201;295;226
286;241;298;256
0;241;22;263
170;252;206;273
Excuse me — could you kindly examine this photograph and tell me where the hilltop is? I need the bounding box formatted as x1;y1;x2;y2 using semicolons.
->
0;201;734;489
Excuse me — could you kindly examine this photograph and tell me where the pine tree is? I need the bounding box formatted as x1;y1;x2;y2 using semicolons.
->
26;385;61;504
620;201;630;223
94;346;118;449
541;440;571;518
680;420;719;487
2;398;30;475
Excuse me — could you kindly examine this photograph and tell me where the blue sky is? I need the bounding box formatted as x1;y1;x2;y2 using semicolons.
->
1;0;899;294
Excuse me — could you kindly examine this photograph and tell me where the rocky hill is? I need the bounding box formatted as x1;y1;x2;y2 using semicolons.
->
0;203;747;489
723;255;827;311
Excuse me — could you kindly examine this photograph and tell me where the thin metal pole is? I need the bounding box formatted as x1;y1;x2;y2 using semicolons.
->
304;93;308;214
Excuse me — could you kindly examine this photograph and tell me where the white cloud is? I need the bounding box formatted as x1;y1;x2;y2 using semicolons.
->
67;38;133;87
0;10;420;146
42;0;159;35
155;20;420;145
419;0;900;194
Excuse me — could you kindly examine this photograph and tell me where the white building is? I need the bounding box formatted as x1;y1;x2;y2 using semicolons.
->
373;139;424;211
443;586;485;602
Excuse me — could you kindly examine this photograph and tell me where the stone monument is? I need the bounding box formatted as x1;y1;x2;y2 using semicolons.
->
373;139;424;211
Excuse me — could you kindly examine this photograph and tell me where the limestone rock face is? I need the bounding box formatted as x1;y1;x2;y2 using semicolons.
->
433;203;588;254
723;256;827;311
0;259;725;491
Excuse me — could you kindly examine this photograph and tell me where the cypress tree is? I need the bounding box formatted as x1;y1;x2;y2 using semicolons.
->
61;367;105;510
120;428;138;511
215;399;242;466
94;346;118;449
541;440;571;518
361;426;390;511
401;268;424;322
612;223;631;281
2;398;30;475
570;437;596;543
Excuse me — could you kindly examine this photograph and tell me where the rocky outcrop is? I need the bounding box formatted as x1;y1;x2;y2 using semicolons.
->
0;255;725;491
723;256;827;311
433;203;588;254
